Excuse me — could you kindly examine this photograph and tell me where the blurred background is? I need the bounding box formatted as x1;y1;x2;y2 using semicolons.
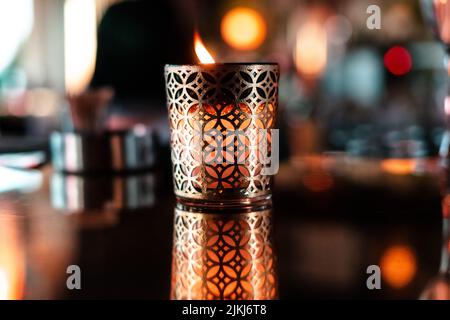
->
0;0;449;300
0;0;446;159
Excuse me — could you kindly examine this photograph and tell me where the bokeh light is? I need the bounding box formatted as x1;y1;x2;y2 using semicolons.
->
64;0;97;94
380;158;416;175
221;7;267;51
294;18;328;78
380;245;417;289
384;46;412;76
0;0;33;73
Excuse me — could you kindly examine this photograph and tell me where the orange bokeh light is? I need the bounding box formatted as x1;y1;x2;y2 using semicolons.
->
380;158;416;175
221;7;267;51
380;245;417;289
294;19;327;79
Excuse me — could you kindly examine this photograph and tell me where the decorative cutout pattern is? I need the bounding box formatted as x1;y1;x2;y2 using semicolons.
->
165;64;279;201
170;207;277;300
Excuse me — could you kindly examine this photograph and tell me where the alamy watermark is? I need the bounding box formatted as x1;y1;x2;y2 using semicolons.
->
367;5;381;30
66;265;81;290
366;265;381;290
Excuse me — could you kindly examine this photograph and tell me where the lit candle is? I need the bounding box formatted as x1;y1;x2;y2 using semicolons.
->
165;33;279;207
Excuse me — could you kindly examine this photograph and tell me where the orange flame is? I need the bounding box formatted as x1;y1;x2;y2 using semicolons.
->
194;32;215;64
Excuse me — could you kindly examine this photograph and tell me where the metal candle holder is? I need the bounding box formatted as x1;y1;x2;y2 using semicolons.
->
165;63;279;206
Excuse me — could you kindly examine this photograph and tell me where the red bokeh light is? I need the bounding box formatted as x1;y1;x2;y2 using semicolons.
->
384;46;412;76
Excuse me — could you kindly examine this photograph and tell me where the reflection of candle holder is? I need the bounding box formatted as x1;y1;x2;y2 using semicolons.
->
170;204;277;300
165;63;279;207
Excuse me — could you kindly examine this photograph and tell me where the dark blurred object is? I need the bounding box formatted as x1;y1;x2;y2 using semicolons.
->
420;216;450;299
421;0;450;51
52;86;156;174
67;87;114;132
420;0;450;115
50;125;155;174
90;0;194;104
51;171;155;227
0;136;48;154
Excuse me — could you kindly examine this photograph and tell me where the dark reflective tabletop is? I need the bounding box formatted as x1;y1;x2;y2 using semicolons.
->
0;156;445;299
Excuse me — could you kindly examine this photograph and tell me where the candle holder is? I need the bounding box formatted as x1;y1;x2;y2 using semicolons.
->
170;204;277;300
165;63;279;206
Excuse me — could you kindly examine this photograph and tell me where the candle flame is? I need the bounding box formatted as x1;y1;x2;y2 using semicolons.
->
194;32;215;64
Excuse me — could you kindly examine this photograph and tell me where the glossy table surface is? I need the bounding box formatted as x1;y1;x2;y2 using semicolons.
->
0;155;444;299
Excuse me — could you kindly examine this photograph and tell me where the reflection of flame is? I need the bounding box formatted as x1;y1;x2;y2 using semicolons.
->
380;245;417;289
171;207;277;300
194;32;215;64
